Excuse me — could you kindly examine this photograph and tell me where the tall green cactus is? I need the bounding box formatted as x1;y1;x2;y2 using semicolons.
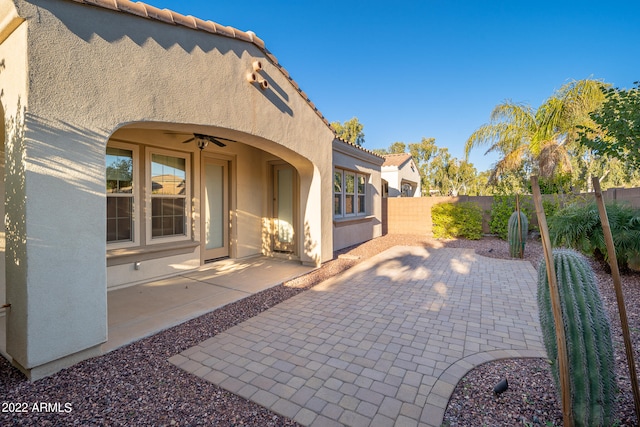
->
508;210;528;258
537;249;616;426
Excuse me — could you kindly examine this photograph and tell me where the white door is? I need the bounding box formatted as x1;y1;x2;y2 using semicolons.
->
273;164;296;253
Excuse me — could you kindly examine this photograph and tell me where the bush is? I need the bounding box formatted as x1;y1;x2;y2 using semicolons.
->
431;202;483;240
541;196;560;220
548;201;640;270
489;195;533;240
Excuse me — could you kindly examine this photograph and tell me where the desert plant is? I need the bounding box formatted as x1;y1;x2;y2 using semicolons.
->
537;249;616;426
431;202;483;240
548;201;640;270
508;210;528;258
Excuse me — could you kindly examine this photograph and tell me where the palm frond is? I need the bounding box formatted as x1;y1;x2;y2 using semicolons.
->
538;141;572;178
490;102;536;129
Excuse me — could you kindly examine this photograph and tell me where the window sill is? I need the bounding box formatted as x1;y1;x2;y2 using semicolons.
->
107;240;199;267
333;215;375;226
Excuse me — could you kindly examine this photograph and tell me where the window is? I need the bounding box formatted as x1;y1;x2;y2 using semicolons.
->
149;151;190;240
345;172;355;215
357;175;366;213
334;171;342;215
106;145;136;245
401;182;414;197
106;144;190;248
334;168;368;218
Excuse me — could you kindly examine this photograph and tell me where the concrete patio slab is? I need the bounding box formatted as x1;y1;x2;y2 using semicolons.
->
172;246;547;427
104;256;314;353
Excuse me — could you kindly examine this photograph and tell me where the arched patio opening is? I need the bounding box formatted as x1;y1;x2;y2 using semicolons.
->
105;122;318;290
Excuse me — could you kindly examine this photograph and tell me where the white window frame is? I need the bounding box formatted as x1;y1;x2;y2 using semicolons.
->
333;170;343;217
334;168;368;218
145;147;191;244
344;171;356;217
106;141;140;249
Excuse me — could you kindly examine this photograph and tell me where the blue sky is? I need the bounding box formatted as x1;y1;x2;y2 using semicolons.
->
150;1;640;172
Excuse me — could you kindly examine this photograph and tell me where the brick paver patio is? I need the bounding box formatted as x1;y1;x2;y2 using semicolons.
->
170;246;546;426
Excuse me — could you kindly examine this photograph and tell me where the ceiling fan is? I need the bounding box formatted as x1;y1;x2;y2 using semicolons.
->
180;133;235;149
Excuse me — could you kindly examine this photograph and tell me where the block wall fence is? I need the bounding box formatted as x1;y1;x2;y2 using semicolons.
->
382;187;640;236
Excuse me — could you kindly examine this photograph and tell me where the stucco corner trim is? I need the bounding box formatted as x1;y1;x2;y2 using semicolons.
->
0;10;25;45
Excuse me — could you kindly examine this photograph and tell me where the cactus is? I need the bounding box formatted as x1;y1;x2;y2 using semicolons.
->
508;210;528;258
537;249;616;426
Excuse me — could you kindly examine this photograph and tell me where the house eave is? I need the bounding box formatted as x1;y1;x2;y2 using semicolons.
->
332;139;384;165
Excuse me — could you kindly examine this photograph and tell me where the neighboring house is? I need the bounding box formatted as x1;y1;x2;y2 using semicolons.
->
381;153;421;197
0;0;382;380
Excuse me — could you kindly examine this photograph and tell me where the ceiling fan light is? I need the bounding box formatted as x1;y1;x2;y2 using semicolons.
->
196;138;208;150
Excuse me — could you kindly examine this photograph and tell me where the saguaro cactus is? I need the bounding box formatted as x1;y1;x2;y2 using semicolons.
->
508;210;527;258
537;249;616;426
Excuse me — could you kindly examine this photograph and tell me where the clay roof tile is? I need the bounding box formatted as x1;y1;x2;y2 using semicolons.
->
115;1;148;17
192;17;216;33
172;14;197;30
233;29;254;43
86;0;118;11
248;32;265;49
212;22;235;38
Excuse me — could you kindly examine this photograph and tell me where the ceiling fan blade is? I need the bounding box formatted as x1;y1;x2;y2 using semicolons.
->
210;138;226;147
181;137;196;144
212;136;237;143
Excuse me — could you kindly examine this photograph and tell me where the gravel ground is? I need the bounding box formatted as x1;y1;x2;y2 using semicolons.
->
1;234;639;426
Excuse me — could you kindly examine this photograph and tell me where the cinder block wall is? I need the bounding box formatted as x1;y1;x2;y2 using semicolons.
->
382;187;640;236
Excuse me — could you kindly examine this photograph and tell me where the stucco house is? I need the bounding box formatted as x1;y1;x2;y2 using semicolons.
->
0;0;383;380
381;153;422;197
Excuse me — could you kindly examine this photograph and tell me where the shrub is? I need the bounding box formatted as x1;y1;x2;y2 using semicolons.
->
542;196;561;220
548;201;640;270
490;195;533;239
431;202;483;240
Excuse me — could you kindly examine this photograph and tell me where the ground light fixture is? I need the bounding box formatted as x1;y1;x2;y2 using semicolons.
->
493;378;508;395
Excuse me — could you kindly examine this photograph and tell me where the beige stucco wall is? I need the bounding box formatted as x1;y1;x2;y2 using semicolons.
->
332;141;384;250
3;0;335;378
0;2;27;367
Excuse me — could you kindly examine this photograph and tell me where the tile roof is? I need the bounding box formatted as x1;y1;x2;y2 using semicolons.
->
382;153;413;167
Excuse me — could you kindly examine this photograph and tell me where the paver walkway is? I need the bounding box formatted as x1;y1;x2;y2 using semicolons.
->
171;246;546;426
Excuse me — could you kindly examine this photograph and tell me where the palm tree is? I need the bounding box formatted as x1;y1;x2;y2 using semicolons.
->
465;101;537;183
465;79;608;187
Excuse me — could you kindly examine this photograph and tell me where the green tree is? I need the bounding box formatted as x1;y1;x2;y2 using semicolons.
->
429;148;477;196
408;137;437;195
388;141;406;154
330;117;365;146
468;170;492;196
579;82;640;168
465;79;608;190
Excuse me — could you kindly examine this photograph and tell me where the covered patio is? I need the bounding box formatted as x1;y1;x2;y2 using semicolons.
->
105;256;315;353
